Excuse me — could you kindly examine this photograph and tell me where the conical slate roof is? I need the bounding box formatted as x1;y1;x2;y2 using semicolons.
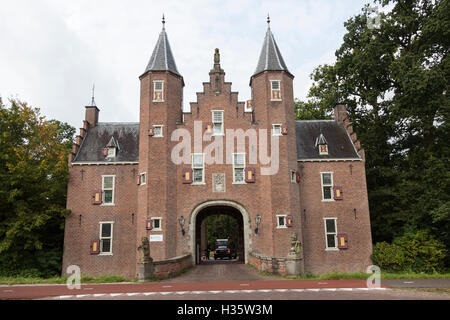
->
143;25;181;77
253;26;290;77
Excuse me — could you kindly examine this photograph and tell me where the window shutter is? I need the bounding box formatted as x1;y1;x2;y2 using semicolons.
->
205;122;213;134
296;172;301;183
92;190;102;205
281;125;288;135
90;239;100;255
334;186;343;200
146;219;153;231
286;215;293;227
102;148;108;156
245;168;256;183
148;128;154;136
337;234;348;249
182;168;193;184
247;100;253;110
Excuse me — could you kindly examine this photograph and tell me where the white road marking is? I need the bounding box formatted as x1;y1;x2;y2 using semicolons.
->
49;287;391;299
239;283;250;286
404;282;414;284
162;285;172;288
3;290;13;293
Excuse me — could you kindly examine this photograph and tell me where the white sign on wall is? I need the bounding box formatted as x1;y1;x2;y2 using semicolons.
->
150;234;163;242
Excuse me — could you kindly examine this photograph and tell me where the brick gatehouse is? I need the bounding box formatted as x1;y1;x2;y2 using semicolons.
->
62;19;373;279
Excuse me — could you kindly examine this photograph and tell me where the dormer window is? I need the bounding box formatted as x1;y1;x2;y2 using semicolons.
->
270;80;281;101
107;147;116;158
105;137;119;158
153;80;164;102
316;133;328;156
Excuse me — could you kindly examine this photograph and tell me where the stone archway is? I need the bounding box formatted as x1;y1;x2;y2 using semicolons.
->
188;200;252;265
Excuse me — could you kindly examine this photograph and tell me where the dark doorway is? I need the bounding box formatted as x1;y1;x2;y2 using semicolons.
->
195;205;245;265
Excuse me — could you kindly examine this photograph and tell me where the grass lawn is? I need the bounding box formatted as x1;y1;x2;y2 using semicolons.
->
0;274;132;285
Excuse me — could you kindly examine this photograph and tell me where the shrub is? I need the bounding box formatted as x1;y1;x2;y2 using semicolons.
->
371;231;447;273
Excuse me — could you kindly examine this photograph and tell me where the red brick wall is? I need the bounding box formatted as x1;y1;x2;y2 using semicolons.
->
152;254;192;279
62;164;138;279
298;160;373;274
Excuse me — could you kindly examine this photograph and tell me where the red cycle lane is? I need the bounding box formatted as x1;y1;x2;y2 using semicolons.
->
0;279;386;300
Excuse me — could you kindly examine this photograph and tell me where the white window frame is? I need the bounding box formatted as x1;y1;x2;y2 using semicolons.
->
212;110;224;136
192;153;205;185
101;175;115;206
290;170;297;183
270;80;282;101
139;172;147;186
99;221;114;255
153;80;164;102
232;153;246;184
321;172;334;202
323;218;338;251
276;215;287;229
153;125;164;138
150;217;162;232
272;124;282;136
319;144;329;155
106;147;116;158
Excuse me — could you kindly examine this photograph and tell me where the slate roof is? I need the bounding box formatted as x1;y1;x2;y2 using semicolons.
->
296;120;360;160
73;123;139;163
143;26;181;77
253;26;291;77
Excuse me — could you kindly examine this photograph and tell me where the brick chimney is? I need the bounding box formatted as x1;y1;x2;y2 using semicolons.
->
334;103;348;124
85;106;99;127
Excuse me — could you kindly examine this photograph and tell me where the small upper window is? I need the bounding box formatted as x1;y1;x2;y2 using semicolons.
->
290;170;296;183
151;218;162;231
192;154;204;184
212;111;224;135
321;172;333;201
153;125;163;137
277;215;287;229
153;81;164;102
100;222;113;254
270;81;281;101
233;153;246;184
272;124;282;136
139;172;146;185
102;176;115;205
107;147;116;158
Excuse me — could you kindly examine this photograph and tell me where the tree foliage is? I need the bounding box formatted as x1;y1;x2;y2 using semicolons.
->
0;99;74;277
296;0;450;265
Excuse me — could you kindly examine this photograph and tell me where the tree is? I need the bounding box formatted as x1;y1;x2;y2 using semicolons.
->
0;98;75;277
297;0;450;264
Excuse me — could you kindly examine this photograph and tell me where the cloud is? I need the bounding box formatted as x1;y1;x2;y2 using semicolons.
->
0;0;370;129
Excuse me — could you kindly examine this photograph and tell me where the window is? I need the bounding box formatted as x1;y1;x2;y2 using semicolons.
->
290;170;296;183
324;218;337;250
153;125;163;137
319;144;328;155
192;154;204;184
233;153;246;184
277;215;287;229
99;222;113;254
272;124;282;136
107;147;116;158
270;80;281;101
321;172;333;201
153;81;164;102
139;172;146;185
102;175;115;205
151;217;162;231
212;110;224;135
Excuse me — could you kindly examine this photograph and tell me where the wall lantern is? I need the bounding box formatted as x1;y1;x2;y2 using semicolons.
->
179;216;186;236
255;214;262;236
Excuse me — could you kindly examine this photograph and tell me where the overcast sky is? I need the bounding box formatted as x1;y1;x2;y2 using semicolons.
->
0;0;373;129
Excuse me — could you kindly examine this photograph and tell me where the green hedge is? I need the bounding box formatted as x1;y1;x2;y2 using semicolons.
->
371;231;447;273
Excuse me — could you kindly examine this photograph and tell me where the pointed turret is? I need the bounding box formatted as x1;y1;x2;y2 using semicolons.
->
142;15;181;77
252;15;291;78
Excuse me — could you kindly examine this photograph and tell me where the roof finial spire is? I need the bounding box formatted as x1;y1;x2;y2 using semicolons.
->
90;83;96;107
162;14;165;29
267;14;271;27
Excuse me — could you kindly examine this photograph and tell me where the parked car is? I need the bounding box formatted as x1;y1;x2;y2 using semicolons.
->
213;245;233;260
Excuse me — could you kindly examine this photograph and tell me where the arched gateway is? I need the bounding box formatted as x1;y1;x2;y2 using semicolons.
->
188;200;252;265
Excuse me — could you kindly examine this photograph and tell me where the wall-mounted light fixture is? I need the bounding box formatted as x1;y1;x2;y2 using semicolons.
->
179;216;186;236
255;214;262;236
